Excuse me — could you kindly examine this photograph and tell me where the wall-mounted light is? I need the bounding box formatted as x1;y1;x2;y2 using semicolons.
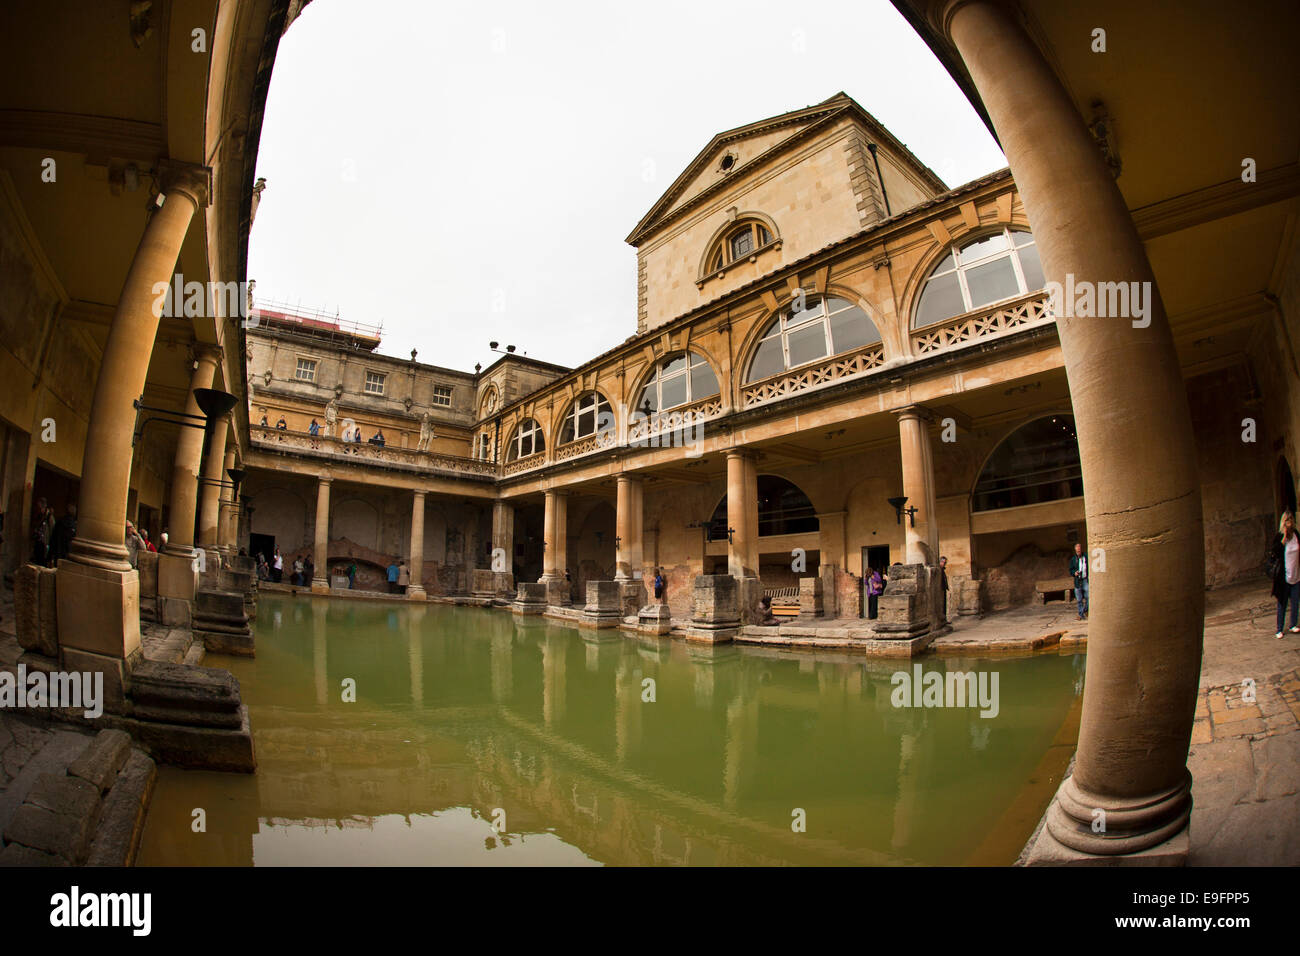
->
888;495;918;528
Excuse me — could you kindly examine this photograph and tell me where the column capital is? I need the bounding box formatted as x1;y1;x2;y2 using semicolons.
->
191;342;223;364
157;160;212;210
725;447;755;461
893;404;935;424
317;476;333;487
412;489;426;500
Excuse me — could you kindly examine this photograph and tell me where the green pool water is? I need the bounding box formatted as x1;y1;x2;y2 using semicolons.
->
137;595;1085;866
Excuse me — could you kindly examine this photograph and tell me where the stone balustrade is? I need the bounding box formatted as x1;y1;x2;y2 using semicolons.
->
250;425;498;479
910;291;1052;356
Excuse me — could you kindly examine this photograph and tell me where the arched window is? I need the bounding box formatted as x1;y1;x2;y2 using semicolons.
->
559;392;614;445
705;219;775;275
635;352;719;416
707;476;820;540
506;419;544;462
746;295;881;383
973;415;1082;512
913;227;1045;329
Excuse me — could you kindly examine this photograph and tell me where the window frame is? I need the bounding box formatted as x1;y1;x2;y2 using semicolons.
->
506;419;544;462
745;294;881;384
559;392;614;445
701;218;778;281
294;357;317;383
912;227;1043;330
363;369;386;396
430;384;453;407
635;352;719;416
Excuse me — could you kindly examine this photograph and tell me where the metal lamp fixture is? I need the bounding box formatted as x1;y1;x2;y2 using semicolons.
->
888;495;918;527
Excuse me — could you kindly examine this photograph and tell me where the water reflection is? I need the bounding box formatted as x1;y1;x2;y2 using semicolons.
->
138;596;1083;866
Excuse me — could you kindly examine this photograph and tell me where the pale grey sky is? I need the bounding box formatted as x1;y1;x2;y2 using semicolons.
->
248;0;1004;372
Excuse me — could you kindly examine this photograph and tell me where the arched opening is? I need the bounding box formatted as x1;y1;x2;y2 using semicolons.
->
505;418;545;462
745;295;882;383
1279;457;1297;517
558;392;614;445
912;227;1045;329
633;351;719;416
973;415;1082;512
707;475;820;540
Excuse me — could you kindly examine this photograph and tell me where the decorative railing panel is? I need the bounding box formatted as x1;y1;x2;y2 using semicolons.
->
625;396;722;444
554;431;617;462
501;452;546;476
911;292;1052;356
741;343;885;409
251;427;498;478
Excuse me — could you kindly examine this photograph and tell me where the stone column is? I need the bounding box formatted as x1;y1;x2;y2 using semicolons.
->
408;490;426;601
196;420;229;555
310;477;331;593
157;345;221;621
217;448;237;557
943;0;1204;859
491;499;514;569
726;450;758;578
541;490;568;580
615;474;643;580
896;406;938;564
57;165;207;691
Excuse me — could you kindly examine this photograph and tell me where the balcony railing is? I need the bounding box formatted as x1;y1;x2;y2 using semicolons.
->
625;395;723;444
741;342;886;410
250;426;498;479
501;451;546;476
911;291;1052;356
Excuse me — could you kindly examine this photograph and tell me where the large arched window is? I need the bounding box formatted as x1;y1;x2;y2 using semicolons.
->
506;419;544;462
559;392;614;444
972;415;1082;512
746;295;881;383
635;352;719;415
913;227;1045;329
704;218;776;276
707;475;820;541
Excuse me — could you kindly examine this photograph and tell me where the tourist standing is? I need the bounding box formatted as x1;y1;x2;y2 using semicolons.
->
1070;542;1089;619
347;560;357;589
292;555;305;586
304;554;315;586
124;521;145;569
397;561;409;595
1269;512;1300;639
386;560;399;593
48;503;77;566
273;547;283;582
867;566;884;620
653;569;665;601
309;419;320;437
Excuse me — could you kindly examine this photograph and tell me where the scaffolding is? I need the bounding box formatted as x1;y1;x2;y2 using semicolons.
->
250;297;383;349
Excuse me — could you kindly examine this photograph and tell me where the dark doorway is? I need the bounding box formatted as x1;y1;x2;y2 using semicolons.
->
1279;457;1297;518
250;533;275;568
864;544;891;574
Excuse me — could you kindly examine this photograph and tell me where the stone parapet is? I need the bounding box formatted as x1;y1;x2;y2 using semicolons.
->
512;581;547;615
799;576;824;619
14;564;59;657
581;581;623;628
874;563;932;638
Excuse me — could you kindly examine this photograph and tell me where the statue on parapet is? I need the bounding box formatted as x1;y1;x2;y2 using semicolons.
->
324;398;338;437
417;411;434;452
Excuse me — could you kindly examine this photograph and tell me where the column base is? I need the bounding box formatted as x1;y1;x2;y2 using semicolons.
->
1024;809;1189;866
156;551;198;627
55;558;141;659
407;585;427;601
310;577;330;594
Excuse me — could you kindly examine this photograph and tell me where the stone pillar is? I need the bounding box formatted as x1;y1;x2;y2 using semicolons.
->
540;490;568;605
408;490;427;601
157;346;221;622
896;406;938;564
726;450;758;578
310;477;331;593
57;166;207;696
196;421;229;555
615;474;643;580
542;490;558;581
217;448;237;557
943;0;1204;859
490;499;515;597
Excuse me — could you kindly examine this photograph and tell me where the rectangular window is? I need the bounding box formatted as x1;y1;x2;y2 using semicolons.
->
364;370;386;395
431;384;453;407
295;358;317;382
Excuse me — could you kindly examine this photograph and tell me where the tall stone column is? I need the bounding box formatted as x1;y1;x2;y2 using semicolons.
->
157;345;221;621
942;0;1204;858
408;490;427;601
615;474;643;580
896;406;938;564
57;165;207;688
217;448;237;557
310;477;331;593
726;450;758;578
491;498;515;597
541;490;568;580
196;420;229;554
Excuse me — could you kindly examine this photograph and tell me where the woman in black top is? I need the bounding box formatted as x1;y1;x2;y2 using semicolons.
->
1269;511;1300;638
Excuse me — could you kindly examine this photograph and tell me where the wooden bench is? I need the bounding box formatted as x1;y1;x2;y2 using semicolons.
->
764;586;802;618
1036;577;1077;604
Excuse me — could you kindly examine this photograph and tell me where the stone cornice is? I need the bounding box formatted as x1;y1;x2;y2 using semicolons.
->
1132;163;1300;241
0;109;165;163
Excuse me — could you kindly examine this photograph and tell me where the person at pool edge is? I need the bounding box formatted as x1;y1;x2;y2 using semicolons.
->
938;555;949;621
1069;542;1089;620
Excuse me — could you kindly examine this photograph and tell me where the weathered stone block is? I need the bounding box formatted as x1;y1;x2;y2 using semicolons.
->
87;751;155;867
136;549;158;600
637;603;673;635
959;578;983;616
582;581;623;628
799;576;824;619
55;559;140;659
67;729;132;793
129;660;243;727
619;580;646;617
512;581;547;615
692;575;740;627
59;646;130;717
15;564;59;657
471;569;495;596
873;563;931;637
